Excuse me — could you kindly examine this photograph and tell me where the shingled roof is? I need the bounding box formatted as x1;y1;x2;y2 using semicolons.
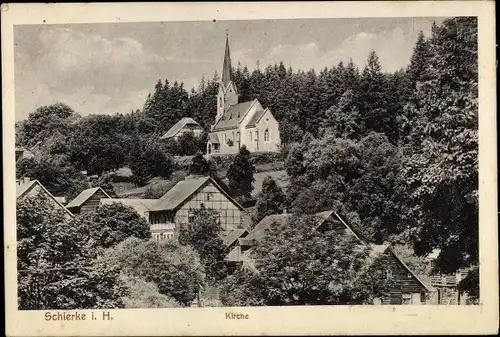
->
150;176;244;212
160;117;202;139
66;187;111;209
212;100;256;131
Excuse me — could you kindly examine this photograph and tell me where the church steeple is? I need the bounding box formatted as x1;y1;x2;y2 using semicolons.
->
221;30;232;88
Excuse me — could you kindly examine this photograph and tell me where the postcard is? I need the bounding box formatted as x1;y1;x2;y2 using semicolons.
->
2;1;498;336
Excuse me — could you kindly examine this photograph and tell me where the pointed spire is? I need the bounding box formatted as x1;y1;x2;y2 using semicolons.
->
221;30;232;87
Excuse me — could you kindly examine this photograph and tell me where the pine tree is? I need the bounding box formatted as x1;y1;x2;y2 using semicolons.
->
254;176;287;223
227;145;255;200
408;31;431;86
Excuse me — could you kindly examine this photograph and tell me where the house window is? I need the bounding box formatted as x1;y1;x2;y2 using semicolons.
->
386;269;393;280
264;129;269;142
232;131;235;142
206;193;211;201
224;134;227;144
188;212;195;223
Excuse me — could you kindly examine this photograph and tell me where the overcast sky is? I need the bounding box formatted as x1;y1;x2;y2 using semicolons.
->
14;17;444;121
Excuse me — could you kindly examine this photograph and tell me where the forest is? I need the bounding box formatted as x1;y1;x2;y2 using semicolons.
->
16;17;478;308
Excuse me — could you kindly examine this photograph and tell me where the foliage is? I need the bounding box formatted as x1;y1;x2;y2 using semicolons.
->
73;203;151;250
66;114;130;176
105;237;205;306
119;274;179;308
16;103;78;148
178;208;228;283
16;155;89;200
220;215;391;305
128;136;175;186
17;194;125;309
254;176;286;223
189;151;211;176
227;146;255;199
401;17;478;273
285;132;404;242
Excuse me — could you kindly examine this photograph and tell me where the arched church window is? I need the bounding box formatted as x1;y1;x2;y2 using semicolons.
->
264;129;270;142
249;131;252;141
232;131;235;141
219;97;222;107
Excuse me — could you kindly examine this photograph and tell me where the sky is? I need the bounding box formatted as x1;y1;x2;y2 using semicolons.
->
14;17;445;121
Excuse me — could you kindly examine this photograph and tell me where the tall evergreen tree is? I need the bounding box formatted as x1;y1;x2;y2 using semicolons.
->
227;145;255;200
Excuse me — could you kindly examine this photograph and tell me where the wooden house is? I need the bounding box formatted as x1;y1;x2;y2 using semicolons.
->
65;187;111;215
160;117;204;141
16;178;73;218
225;210;432;305
148;175;246;241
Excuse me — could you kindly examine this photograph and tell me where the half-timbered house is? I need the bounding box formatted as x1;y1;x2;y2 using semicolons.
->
148;175;247;241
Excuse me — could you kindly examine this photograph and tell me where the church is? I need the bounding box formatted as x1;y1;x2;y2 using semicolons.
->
207;34;281;155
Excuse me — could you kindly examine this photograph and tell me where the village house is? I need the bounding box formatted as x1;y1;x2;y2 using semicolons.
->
207;33;281;155
65;187;111;215
160;117;204;141
147;175;248;241
16;178;73;218
224;210;432;305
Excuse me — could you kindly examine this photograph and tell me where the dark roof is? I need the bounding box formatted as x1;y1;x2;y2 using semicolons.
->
245;211;337;242
222;33;232;88
66;187;111;209
212;100;256;131
160;117;202;139
223;228;249;247
150;176;244;212
245;109;266;128
245;214;292;242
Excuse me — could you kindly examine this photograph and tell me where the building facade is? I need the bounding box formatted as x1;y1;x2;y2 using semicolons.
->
148;175;246;241
207;33;281;155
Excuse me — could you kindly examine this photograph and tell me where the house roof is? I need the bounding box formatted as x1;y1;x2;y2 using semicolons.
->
100;198;157;219
245;109;266;128
245;210;338;243
208;133;220;144
160;117;202;139
212;100;256;131
150;176;244;212
222;228;249;247
66;187;111;209
16;179;73;217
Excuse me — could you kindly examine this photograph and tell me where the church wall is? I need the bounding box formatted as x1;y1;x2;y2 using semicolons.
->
255;110;281;152
238;101;262;152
